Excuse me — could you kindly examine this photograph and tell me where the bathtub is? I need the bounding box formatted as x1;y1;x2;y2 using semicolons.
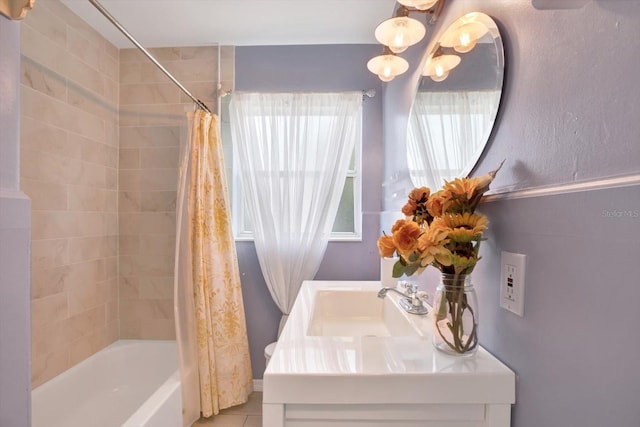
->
32;340;182;427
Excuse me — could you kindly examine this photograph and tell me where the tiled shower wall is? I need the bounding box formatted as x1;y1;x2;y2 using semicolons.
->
22;0;234;386
20;0;119;387
117;46;233;339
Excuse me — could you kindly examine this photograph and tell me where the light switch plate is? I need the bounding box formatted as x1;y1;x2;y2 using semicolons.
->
500;251;526;316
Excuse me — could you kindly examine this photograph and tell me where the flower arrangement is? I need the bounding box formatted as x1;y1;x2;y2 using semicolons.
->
377;162;503;277
377;162;503;355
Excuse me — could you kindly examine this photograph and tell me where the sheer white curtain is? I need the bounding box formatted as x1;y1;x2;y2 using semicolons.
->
229;92;361;332
407;90;501;189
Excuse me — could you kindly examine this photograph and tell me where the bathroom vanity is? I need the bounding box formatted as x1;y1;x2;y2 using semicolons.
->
263;280;515;427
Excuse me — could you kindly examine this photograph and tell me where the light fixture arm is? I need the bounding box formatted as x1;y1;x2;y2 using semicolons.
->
396;0;446;24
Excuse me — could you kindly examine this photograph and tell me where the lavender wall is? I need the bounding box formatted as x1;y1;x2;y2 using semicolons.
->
234;44;384;378
0;16;31;427
383;1;640;426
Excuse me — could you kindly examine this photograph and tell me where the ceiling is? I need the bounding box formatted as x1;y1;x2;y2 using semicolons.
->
60;0;398;48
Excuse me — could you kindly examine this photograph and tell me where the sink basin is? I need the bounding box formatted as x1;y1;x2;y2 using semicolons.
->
306;289;421;337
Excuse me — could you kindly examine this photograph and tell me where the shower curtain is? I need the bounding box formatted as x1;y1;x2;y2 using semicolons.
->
174;110;253;426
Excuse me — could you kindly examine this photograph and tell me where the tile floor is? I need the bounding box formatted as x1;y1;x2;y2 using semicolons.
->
193;392;262;427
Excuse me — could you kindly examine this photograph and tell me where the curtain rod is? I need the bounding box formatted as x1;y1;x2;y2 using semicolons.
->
88;0;212;114
220;90;377;99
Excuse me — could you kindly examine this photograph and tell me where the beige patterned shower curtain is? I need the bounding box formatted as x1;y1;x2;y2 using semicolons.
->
174;110;253;426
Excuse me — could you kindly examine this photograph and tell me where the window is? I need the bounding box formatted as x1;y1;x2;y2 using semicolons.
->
220;95;362;241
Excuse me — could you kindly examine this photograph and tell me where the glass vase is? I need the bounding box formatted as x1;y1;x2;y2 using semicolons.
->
432;273;479;357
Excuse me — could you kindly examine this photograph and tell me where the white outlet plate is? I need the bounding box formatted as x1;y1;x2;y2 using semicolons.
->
500;251;526;316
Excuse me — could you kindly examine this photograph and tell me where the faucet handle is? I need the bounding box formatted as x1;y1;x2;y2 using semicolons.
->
399;281;417;295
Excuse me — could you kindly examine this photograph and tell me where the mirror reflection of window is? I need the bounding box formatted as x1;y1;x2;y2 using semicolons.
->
407;90;501;188
406;12;504;189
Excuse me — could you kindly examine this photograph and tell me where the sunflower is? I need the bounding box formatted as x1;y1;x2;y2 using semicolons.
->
442;177;479;200
432;212;488;242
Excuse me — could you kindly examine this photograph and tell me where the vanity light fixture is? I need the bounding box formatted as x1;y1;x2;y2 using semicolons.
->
396;0;439;11
374;9;426;54
367;47;410;82
368;0;445;81
423;49;461;82
439;21;488;53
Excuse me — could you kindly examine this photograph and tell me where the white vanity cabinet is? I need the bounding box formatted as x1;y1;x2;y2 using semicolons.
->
263;281;515;427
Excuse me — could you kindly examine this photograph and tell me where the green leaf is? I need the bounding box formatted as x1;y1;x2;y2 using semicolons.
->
392;261;405;278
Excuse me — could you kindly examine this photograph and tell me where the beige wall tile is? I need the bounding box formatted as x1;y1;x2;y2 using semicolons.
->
105;167;118;190
105;121;118;148
23;2;67;49
32;293;68;327
103;40;118;61
179;46;218;61
137;212;175;235
65;306;106;344
106;301;118;324
119;235;139;256
118;212;141;236
138;319;176;340
21;179;68;211
21;24;67;77
119;61;142;84
63;54;104;97
139;168;178;191
21;57;67;101
139;191;176;212
140;147;179;169
67;26;100;69
119;48;145;63
21;117;82;160
120;83;181;105
67;236;110;263
31;238;69;271
119;169;141;192
23;0;126;385
147;47;181;61
31;265;69;299
138;276;174;300
119;276;139;300
119;148;140;169
31;349;70;389
67;186;107;212
67;89;117;123
120;126;181;148
21;148;81;185
139;234;175;256
119;191;141;212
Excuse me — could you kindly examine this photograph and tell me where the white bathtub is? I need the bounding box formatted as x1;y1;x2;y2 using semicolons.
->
32;340;182;427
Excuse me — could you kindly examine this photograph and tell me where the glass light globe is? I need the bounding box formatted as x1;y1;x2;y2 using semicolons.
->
422;54;461;82
367;54;409;82
375;16;426;54
397;0;439;11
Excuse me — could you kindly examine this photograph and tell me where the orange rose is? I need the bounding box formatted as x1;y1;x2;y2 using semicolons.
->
377;234;396;258
426;190;446;217
409;187;430;203
390;219;407;234
392;220;422;256
401;200;417;216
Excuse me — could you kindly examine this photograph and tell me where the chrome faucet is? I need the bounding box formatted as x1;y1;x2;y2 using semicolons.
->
377;281;428;315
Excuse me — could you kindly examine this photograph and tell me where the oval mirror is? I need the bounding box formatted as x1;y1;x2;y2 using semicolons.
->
406;12;504;189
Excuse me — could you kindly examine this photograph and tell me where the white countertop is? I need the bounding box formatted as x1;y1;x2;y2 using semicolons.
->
264;280;515;406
